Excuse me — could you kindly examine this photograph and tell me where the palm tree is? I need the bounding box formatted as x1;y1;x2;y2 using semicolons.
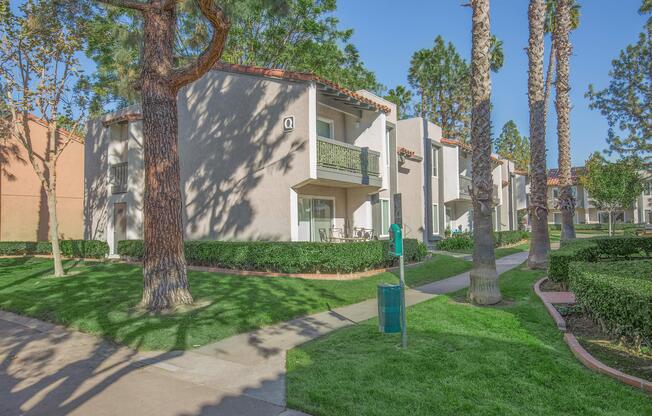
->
384;85;413;119
543;0;580;114
408;49;433;118
527;0;550;269
554;0;576;241
468;0;502;305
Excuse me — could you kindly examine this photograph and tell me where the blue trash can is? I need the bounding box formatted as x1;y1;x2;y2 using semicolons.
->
378;283;402;333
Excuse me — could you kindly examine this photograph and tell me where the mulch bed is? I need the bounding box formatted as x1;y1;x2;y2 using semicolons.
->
539;279;566;292
558;305;652;382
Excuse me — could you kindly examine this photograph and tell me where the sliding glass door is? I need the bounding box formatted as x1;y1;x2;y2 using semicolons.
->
298;197;335;241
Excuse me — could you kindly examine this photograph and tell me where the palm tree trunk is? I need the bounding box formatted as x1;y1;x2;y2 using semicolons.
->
468;0;501;305
527;0;550;269
140;5;193;311
543;42;555;119
554;0;576;241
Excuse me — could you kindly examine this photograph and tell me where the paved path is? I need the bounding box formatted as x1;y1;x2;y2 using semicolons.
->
0;252;528;416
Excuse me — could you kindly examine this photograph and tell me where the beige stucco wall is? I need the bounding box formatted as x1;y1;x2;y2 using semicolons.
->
396;118;425;240
1;119;84;241
85;72;311;244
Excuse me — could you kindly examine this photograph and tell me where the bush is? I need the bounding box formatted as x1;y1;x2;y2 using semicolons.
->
569;260;652;345
549;236;652;284
0;240;108;259
118;239;427;274
437;230;530;251
437;235;473;251
548;223;645;232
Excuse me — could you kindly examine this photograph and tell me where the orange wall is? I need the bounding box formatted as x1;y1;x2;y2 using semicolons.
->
1;119;84;241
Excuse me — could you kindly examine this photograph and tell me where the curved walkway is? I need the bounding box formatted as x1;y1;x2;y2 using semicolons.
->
0;252;528;416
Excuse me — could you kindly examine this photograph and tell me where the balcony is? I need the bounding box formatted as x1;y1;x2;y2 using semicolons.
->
110;162;128;194
316;137;381;187
458;175;500;204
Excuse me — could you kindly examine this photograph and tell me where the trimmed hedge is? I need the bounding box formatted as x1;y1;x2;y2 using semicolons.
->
569;260;652;345
548;223;644;232
437;230;530;251
118;239;428;274
0;240;109;259
549;236;652;284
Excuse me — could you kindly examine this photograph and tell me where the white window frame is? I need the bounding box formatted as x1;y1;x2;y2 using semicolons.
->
431;145;438;177
380;198;390;237
385;129;391;169
317;117;334;140
431;203;439;235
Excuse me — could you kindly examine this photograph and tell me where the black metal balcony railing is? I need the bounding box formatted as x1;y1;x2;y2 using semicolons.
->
110;162;128;194
459;175;500;203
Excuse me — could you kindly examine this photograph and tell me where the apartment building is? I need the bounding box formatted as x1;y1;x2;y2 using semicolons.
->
395;117;527;246
547;167;651;224
1;115;84;241
84;64;397;254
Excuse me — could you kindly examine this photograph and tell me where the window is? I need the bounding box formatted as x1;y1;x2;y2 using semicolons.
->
380;199;390;236
431;145;439;177
552;187;559;198
385;129;391;169
431;204;439;235
645;181;652;196
317;118;333;139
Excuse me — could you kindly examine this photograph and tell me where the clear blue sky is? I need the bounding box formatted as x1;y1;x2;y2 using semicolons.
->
334;0;647;167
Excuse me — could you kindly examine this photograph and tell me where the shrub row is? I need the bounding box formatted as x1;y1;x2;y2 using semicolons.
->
549;236;652;284
569;260;652;345
436;230;530;252
118;239;428;274
548;223;644;232
0;240;109;259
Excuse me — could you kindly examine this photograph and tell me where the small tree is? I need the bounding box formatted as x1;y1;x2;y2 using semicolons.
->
0;0;90;277
581;153;644;236
495;120;530;172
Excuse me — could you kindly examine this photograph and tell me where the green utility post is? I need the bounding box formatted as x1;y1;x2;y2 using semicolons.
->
388;223;407;348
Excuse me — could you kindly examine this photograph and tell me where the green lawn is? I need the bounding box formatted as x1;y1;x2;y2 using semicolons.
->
445;241;530;259
0;254;470;351
286;265;652;416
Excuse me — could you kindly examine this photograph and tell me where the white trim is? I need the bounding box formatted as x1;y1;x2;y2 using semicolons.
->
380;197;390;237
297;194;337;242
431;144;438;177
431;203;440;235
379;112;388;191
308;83;317;179
290;188;298;241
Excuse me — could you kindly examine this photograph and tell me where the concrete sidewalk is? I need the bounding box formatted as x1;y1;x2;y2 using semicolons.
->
0;251;527;416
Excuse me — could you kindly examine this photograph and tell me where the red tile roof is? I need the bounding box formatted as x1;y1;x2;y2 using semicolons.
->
513;169;528;176
213;63;392;114
440;138;503;164
547;167;585;186
102;112;143;127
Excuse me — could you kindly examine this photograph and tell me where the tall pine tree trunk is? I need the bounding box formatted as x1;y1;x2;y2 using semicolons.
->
554;0;576;241
140;6;192;311
468;0;502;305
527;0;550;269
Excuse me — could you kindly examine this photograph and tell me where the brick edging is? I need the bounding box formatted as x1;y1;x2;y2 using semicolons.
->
533;277;567;331
533;277;652;394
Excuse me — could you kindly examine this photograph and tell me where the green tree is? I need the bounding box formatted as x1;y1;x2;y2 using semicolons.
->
87;0;381;111
586;10;651;162
384;85;412;120
495;120;530;171
580;153;644;236
408;35;504;142
96;0;233;312
0;0;91;277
